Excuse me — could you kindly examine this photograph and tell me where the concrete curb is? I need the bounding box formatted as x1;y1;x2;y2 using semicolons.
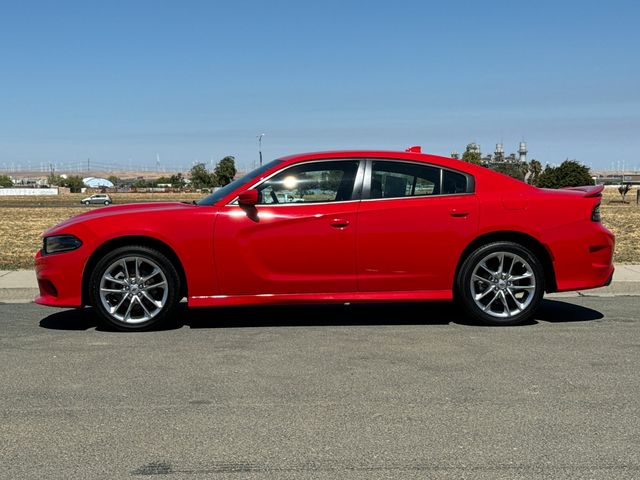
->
1;268;640;304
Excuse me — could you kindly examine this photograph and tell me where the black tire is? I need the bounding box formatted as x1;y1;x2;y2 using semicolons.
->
104;201;110;205
89;245;181;331
83;201;90;205
456;241;545;326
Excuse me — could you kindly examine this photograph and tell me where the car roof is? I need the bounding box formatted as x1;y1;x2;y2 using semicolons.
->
277;150;484;175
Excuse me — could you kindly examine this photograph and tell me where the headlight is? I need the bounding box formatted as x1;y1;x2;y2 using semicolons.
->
43;235;82;254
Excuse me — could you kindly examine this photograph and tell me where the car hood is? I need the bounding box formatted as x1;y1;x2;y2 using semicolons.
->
44;202;200;236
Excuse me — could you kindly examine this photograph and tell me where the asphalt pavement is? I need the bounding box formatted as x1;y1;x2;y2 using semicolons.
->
1;297;639;479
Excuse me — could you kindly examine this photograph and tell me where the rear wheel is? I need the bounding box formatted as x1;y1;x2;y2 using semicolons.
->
104;200;110;205
457;242;544;326
89;246;180;331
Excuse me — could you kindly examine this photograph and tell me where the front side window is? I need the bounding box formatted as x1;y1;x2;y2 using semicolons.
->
371;161;441;199
257;160;359;204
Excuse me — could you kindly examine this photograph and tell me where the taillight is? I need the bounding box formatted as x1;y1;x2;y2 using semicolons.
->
591;203;601;222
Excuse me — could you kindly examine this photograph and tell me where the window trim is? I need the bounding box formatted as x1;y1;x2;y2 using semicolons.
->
362;158;475;201
227;158;366;206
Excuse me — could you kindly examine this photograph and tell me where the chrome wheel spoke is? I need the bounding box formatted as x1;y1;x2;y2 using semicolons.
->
474;285;495;301
138;296;152;317
511;284;535;290
499;290;510;316
473;274;490;283
479;262;496;276
507;288;525;311
121;259;130;280
101;287;124;293
483;291;500;311
141;291;163;308
135;257;141;281
105;274;125;285
141;268;161;283
145;280;166;289
123;297;135;321
510;273;532;281
109;294;128;314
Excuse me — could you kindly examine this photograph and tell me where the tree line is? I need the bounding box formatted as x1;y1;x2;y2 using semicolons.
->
42;156;237;191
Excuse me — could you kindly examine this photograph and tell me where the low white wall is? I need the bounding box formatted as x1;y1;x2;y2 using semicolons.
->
0;188;58;196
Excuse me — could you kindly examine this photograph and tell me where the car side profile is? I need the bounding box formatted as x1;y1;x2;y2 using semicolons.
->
36;150;614;330
81;193;112;205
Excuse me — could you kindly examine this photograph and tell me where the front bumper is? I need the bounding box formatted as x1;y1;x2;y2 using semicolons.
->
34;249;87;307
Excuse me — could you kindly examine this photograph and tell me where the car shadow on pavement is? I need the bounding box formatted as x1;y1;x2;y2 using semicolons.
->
39;298;603;332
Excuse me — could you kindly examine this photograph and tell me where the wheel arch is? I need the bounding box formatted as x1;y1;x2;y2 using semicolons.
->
455;230;557;293
82;235;188;306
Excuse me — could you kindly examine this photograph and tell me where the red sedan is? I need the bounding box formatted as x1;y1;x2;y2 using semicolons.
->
35;150;614;330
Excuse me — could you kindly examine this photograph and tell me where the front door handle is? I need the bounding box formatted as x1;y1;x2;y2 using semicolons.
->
329;218;350;228
450;208;469;218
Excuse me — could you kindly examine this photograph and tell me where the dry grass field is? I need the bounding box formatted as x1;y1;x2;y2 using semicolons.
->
0;189;638;270
0;193;201;270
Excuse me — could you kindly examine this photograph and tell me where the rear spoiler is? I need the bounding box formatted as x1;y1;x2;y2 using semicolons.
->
561;185;604;198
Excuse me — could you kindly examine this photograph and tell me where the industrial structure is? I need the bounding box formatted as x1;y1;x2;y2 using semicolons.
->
452;141;530;165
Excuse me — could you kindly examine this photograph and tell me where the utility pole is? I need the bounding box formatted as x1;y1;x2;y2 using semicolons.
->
257;133;265;166
87;158;90;173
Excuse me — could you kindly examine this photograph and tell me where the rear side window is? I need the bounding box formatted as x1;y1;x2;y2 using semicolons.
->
371;161;440;199
442;170;468;194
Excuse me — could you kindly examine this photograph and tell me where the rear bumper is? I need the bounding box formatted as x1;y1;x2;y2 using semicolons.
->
34;249;86;307
551;222;615;293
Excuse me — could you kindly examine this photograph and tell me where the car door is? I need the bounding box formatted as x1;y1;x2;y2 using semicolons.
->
356;159;479;292
214;159;364;295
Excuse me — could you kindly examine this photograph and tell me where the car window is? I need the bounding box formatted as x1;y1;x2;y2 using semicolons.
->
370;161;441;199
257;160;359;204
442;169;468;194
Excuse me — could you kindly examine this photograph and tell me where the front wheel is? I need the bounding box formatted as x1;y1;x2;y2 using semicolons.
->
457;242;544;326
89;246;181;331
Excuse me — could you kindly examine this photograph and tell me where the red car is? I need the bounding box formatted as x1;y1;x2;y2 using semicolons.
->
35;150;614;330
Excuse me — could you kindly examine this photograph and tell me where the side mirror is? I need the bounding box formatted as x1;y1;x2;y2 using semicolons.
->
238;189;259;206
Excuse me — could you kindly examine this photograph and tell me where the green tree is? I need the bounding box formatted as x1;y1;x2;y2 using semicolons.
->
63;175;85;193
214;156;237;186
535;160;593;188
107;175;121;187
47;173;64;186
131;178;156;189
462;150;482;165
189;163;215;189
0;174;13;188
169;173;186;189
490;162;529;182
528;159;542;185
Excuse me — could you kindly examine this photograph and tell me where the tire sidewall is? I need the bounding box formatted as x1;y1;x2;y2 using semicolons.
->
89;245;180;331
457;241;545;326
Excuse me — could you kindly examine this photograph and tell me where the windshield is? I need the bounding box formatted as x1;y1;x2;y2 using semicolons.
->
196;159;283;206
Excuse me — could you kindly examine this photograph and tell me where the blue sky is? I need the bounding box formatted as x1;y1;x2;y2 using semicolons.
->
1;0;639;172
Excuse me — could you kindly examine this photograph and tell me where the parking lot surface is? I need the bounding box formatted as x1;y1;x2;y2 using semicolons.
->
1;298;639;479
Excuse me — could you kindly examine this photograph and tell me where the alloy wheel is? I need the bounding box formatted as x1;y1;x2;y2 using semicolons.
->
470;251;537;319
98;256;168;324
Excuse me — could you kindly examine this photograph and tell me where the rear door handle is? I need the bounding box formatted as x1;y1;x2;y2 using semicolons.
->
450;209;469;218
329;218;350;228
